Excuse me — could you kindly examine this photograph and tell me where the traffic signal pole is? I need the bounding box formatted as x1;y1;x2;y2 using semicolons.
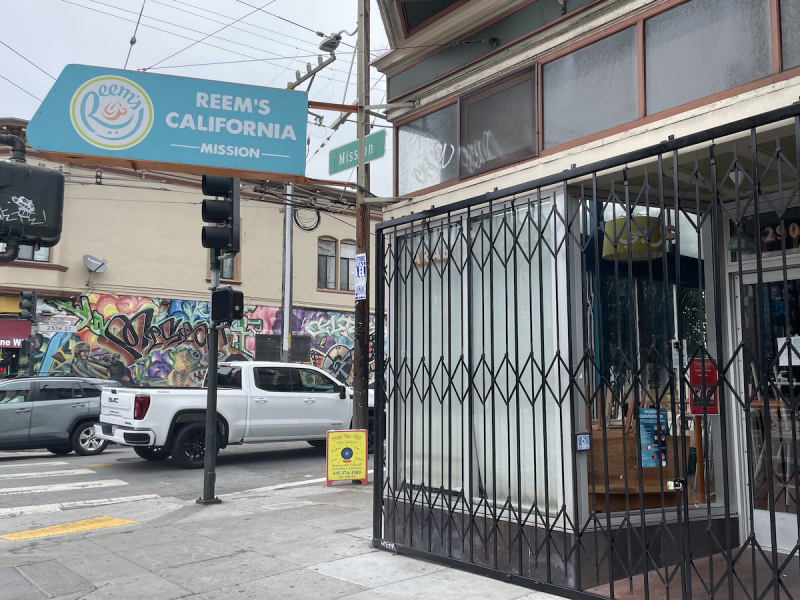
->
198;248;222;505
281;183;294;363
352;0;370;432
197;175;239;505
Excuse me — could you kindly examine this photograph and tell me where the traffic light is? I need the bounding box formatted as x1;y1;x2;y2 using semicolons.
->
0;143;64;251
201;176;240;253
18;290;38;321
211;286;245;325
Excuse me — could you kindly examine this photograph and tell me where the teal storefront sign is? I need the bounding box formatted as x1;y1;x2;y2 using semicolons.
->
328;129;386;175
27;64;308;176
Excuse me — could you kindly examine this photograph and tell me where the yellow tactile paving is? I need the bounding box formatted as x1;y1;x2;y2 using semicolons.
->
0;516;136;540
83;464;111;468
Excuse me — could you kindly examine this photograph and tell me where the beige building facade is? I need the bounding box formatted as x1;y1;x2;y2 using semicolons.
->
0;118;380;385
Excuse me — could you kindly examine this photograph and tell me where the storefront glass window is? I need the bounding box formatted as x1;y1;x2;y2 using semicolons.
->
645;0;772;115
397;105;458;196
469;198;559;513
394;222;465;494
543;26;638;149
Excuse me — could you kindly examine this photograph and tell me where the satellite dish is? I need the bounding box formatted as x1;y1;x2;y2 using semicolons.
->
83;255;108;286
83;255;107;273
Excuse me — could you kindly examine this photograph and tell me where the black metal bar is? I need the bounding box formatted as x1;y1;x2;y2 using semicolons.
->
374;227;386;542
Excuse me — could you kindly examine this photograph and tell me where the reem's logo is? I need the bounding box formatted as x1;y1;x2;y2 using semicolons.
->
70;76;153;150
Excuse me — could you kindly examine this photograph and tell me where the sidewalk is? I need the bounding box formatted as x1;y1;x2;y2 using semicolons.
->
0;478;559;600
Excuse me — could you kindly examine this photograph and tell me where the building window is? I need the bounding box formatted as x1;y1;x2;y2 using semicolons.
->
460;67;537;178
221;255;235;280
645;0;772;115
397;105;458;196
318;239;336;289
340;242;356;291
0;244;50;262
781;0;800;70
255;334;281;361
543;26;638;149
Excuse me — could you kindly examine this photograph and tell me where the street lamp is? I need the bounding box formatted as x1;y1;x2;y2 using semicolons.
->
316;28;357;53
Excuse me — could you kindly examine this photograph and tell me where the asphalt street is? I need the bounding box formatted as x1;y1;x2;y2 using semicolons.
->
0;441;341;510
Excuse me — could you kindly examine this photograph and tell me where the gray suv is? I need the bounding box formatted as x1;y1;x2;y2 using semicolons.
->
0;377;118;456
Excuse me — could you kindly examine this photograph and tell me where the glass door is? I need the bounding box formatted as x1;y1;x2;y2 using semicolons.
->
735;270;800;553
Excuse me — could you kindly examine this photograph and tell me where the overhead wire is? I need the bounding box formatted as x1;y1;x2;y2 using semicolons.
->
58;0;355;84
146;0;279;70
123;0;147;69
0;40;55;79
0;74;41;101
150;0;332;57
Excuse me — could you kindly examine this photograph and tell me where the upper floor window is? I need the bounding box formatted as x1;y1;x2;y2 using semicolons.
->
340;242;356;291
221;254;235;280
398;105;458;196
645;0;771;115
543;27;638;149
460;67;537;177
0;243;50;262
399;0;469;37
318;239;336;290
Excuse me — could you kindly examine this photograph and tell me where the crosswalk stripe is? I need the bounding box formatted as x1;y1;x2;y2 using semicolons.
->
0;495;159;519
0;469;96;481
0;480;129;496
1;517;137;541
0;461;69;469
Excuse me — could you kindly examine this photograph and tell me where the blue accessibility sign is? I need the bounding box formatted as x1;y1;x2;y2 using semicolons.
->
26;64;308;176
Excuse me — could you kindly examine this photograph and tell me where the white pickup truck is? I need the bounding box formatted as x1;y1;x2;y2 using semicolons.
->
94;361;353;468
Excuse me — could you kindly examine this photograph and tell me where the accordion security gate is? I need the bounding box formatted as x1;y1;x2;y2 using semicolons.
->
372;104;800;600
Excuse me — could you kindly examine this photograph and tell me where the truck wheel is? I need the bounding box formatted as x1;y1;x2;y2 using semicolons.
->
307;440;326;449
71;423;109;456
47;446;72;455
133;446;171;461
171;423;218;469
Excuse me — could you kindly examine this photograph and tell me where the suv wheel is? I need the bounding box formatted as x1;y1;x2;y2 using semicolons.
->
171;423;218;469
134;446;171;461
71;423;109;456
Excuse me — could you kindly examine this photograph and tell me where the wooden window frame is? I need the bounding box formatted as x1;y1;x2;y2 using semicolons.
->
396;0;471;39
394;0;798;198
0;243;53;265
458;66;538;180
206;250;241;285
317;236;338;291
339;240;357;293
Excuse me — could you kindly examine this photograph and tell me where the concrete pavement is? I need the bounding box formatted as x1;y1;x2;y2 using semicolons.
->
0;466;559;600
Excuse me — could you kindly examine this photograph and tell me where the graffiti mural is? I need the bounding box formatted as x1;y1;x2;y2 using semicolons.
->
24;293;379;387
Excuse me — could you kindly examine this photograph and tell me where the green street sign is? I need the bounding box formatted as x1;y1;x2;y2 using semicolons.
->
328;129;386;175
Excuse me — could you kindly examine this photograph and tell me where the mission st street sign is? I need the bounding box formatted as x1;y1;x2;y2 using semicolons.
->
328;129;386;175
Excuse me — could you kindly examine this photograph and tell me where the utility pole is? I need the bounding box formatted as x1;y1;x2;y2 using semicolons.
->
281;183;294;362
352;0;370;432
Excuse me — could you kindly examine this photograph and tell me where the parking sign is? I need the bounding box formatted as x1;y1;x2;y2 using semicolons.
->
355;253;367;301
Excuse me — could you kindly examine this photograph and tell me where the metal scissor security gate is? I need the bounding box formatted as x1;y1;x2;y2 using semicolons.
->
372;104;800;600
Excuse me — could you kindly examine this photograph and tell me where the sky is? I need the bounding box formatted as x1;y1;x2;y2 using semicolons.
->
0;0;393;195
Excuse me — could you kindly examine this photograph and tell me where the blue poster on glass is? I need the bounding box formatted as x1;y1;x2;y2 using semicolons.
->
639;407;669;468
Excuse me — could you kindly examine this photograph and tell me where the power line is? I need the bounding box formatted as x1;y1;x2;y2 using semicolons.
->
0;74;41;101
151;0;328;56
0;40;55;79
147;54;353;70
58;0;357;84
147;0;278;69
123;0;147;69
